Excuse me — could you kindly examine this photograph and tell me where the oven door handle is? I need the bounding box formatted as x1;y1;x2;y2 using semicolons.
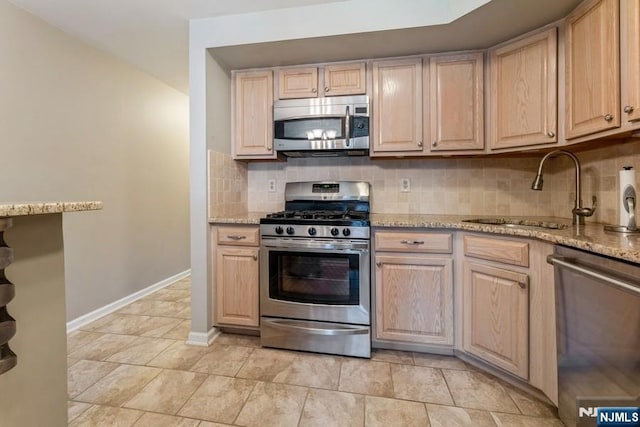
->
261;240;369;251
262;318;369;336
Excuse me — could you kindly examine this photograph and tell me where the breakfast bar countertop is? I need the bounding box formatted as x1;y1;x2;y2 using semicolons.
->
208;213;640;264
0;201;103;217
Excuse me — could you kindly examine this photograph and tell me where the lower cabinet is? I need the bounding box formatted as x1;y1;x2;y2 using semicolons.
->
462;260;529;379
211;225;260;329
373;230;454;349
375;255;453;345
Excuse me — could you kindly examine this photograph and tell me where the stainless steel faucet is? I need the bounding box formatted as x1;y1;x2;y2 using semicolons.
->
531;149;597;225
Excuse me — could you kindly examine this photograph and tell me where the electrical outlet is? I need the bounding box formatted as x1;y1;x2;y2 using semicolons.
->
268;179;276;192
400;178;411;192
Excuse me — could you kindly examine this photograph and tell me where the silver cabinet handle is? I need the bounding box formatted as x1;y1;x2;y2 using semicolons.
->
432;141;438;147
624;105;634;114
604;114;614;122
227;235;246;240
400;240;424;245
325;87;330;92
267;146;272;151
418;141;423;147
547;131;555;138
312;88;317;93
547;255;640;296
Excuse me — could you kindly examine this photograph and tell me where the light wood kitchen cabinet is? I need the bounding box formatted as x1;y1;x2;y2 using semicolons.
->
374;231;454;347
212;225;260;328
232;70;276;159
622;0;640;124
462;260;529;380
428;52;485;151
565;0;620;139
375;255;453;346
489;28;558;149
278;63;366;99
371;58;424;155
278;67;318;99
323;63;366;96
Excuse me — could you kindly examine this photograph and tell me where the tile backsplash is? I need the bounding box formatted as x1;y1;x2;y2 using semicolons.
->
209;138;640;225
208;150;248;217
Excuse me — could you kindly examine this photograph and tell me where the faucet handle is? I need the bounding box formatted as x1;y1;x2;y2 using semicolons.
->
574;195;597;218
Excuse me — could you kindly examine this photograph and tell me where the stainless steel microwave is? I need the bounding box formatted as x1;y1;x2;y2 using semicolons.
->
273;95;369;157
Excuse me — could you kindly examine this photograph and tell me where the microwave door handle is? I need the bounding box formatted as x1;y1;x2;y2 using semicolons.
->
344;106;350;147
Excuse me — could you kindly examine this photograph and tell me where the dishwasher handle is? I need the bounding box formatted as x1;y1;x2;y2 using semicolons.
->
547;254;640;296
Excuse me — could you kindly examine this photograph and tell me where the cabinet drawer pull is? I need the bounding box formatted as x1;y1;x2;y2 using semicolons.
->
400;240;424;245
376;262;381;267
604;114;614;122
227;235;246;240
418;141;423;147
624;105;634;114
325;87;330;92
253;255;258;261
312;88;317;93
546;131;555;138
432;141;438;147
518;277;529;289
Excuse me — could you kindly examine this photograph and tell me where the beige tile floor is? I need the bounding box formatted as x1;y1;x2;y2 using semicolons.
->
67;277;565;426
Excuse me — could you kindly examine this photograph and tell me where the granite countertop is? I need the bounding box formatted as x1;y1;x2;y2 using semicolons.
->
209;212;640;264
0;201;103;217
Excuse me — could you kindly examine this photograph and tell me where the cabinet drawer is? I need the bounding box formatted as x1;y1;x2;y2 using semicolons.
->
375;231;452;253
216;226;259;246
463;234;529;267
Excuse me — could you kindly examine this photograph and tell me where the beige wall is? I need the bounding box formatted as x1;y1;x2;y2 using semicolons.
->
243;138;640;224
0;0;190;321
2;214;68;427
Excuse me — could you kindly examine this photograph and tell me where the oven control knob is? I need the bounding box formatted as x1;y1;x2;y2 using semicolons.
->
330;227;340;236
308;227;317;236
275;226;284;235
286;226;295;235
342;228;351;237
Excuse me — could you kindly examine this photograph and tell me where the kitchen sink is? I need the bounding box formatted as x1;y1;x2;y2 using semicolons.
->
462;218;569;230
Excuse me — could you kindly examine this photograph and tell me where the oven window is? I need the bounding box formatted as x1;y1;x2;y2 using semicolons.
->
275;117;345;140
268;251;359;305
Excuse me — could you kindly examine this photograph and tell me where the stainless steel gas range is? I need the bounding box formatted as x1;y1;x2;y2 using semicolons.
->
259;181;371;358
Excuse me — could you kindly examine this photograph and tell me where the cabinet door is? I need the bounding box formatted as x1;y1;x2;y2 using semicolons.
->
622;0;640;123
233;70;275;159
490;28;558;149
323;63;366;96
215;247;259;327
463;260;529;379
375;255;453;345
371;58;424;155
565;0;620;139
429;52;484;151
278;67;318;99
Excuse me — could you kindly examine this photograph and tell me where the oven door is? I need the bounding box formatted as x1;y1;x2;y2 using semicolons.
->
260;237;370;325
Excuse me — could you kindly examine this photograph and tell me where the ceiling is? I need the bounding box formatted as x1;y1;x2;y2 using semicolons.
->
9;0;581;95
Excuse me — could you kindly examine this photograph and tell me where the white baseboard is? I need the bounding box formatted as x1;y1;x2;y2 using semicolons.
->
66;269;191;334
187;327;220;347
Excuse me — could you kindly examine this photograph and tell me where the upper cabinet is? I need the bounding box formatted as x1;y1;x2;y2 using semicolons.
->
323;63;367;96
489;28;558;149
278;62;366;99
429;52;484;151
371;53;485;157
278;67;318;99
232;70;276;159
565;0;620;139
622;0;640;124
371;58;424;155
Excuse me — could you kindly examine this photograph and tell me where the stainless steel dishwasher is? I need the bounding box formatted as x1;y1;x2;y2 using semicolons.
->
548;246;640;427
